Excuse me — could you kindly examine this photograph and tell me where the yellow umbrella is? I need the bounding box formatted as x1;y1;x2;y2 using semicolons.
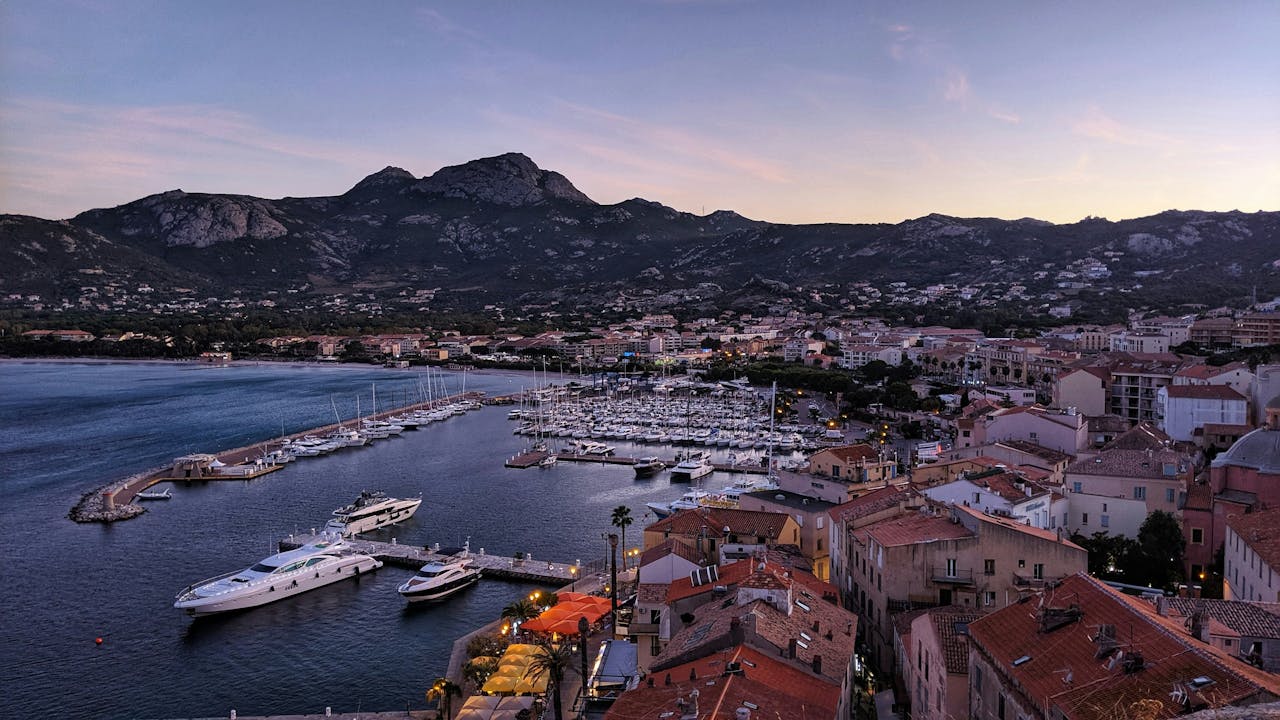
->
514;673;549;695
482;674;520;695
467;655;499;667
492;663;524;678
503;644;538;656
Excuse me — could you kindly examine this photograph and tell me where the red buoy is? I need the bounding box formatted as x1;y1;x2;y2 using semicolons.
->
95;637;104;645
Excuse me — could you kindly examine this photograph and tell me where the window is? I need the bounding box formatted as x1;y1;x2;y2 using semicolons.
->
962;430;971;438
984;591;996;605
1192;528;1204;544
984;559;995;576
946;558;958;576
1072;481;1082;493
974;492;982;504
1102;503;1108;512
1101;515;1110;528
832;465;841;477
816;515;824;530
1033;563;1044;580
1082;512;1089;525
974;665;983;693
1166;488;1175;503
1134;486;1146;501
998;693;1006;720
1030;431;1038;440
650;635;661;656
1018;559;1026;569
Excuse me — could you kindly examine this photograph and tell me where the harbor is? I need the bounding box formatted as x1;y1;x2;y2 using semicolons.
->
68;388;486;523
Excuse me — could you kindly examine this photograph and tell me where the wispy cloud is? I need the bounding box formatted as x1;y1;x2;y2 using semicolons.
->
987;108;1021;125
1072;105;1176;147
0;98;386;218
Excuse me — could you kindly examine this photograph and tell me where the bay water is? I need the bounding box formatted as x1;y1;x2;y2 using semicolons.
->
0;360;726;719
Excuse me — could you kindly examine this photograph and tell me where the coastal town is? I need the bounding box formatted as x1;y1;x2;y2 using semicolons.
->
21;304;1280;719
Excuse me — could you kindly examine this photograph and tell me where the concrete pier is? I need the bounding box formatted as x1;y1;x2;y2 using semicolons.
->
68;391;485;523
279;534;580;584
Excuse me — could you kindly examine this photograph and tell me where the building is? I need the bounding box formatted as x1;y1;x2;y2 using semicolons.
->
1157;384;1250;442
807;444;899;485
921;468;1063;530
1108;356;1186;425
1235;312;1280;347
897;607;986;720
966;573;1280;720
843;503;1086;673
642;508;801;565
738;490;837;580
956;405;1088;456
827;484;919;611
1052;366;1110;418
1062;446;1193;539
1159;596;1280;672
1183;398;1280;582
1109;330;1171;355
1225;508;1280;603
615;560;859;720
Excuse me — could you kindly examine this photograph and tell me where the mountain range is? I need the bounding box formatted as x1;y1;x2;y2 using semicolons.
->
3;152;1278;319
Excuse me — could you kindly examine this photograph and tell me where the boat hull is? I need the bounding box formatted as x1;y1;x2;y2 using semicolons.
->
327;497;422;536
398;570;481;602
175;555;382;617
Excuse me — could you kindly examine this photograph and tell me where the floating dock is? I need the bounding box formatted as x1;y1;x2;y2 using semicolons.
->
509;452;770;474
279;534;584;584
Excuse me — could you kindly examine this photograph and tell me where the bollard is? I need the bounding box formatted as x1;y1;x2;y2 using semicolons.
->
325;707;332;717
392;537;397;545
230;711;236;720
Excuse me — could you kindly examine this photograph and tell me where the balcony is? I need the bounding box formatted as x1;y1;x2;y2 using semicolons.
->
931;566;974;584
1013;572;1061;587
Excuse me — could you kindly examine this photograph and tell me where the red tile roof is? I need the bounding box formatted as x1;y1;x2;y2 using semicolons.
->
604;645;840;720
924;607;988;675
665;558;759;603
829;483;916;522
1165;384;1247;401
863;511;974;547
967;573;1280;720
953;504;1085;551
812;443;881;463
640;537;705;568
646;507;792;540
1226;507;1280;573
1175;362;1248;380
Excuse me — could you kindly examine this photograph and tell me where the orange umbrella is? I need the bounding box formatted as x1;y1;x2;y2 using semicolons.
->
520;616;555;633
547;617;587;635
557;591;589;603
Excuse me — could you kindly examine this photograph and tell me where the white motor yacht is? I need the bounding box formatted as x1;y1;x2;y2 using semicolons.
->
632;456;665;478
645;488;712;518
397;556;481;602
669;451;713;483
174;536;381;616
325;491;423;536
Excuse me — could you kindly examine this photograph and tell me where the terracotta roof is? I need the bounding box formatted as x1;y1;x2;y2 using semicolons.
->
1227;508;1280;573
1065;448;1191;479
811;443;881;463
637;583;671;605
1175;362;1248;380
1184;482;1213;511
967;573;1280;720
863;511;974;547
639;537;705;568
925;607;988;675
665;558;759;603
646;507;792;540
1165;384;1247;401
953;504;1085;551
1163;598;1280;640
1201;424;1254;437
829;483;916;522
960;469;1051;504
654;592;858;687
604;645;840;720
995;440;1074;464
1101;422;1172;451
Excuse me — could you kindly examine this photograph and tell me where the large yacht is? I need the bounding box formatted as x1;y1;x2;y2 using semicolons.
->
326;491;422;536
174;536;381;616
668;451;713;483
397;555;481;602
645;488;712;519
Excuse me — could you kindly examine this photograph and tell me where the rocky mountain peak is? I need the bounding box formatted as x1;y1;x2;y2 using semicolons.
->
413;152;595;207
345;166;417;196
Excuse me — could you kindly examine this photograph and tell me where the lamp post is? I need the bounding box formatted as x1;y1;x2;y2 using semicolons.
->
570;563;578;591
578;616;590;706
608;533;619;629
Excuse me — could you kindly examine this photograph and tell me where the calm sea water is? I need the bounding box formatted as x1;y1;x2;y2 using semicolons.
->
0;361;743;719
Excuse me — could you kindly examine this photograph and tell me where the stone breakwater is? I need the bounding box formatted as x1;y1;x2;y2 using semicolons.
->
68;464;166;523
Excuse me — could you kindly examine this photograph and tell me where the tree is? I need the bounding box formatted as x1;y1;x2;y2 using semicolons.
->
501;599;539;627
1133;510;1186;590
525;637;575;720
611;505;634;570
426;677;461;719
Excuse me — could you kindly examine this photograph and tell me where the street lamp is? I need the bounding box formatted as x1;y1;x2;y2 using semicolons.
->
578;616;590;704
570;564;579;591
608;533;619;629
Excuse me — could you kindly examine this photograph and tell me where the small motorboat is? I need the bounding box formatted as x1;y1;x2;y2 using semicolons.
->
136;487;172;501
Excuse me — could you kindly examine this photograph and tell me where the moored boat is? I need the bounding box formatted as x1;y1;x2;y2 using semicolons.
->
632;456;665;478
325;491;422;536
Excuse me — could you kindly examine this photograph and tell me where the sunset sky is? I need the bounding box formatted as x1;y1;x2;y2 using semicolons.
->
2;1;1277;224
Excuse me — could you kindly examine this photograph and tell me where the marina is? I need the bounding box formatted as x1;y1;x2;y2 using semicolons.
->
2;361;783;718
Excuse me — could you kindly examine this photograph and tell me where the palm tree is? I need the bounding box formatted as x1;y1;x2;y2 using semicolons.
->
426;677;461;719
501;598;539;631
611;505;634;570
524;637;575;720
